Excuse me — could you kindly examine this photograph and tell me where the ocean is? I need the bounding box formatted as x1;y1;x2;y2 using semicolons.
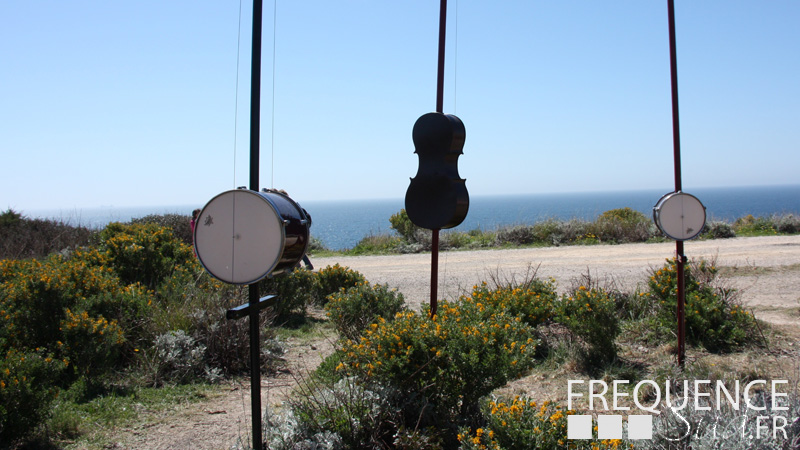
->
28;185;800;251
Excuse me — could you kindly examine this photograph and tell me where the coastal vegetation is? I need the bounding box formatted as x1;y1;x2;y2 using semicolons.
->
0;208;798;449
340;209;800;255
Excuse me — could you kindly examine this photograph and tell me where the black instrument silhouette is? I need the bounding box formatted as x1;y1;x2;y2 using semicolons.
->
405;112;469;230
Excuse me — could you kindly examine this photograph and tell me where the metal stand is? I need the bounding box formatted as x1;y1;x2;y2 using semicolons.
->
430;229;440;317
667;0;686;368
248;0;265;446
227;294;276;450
427;0;447;319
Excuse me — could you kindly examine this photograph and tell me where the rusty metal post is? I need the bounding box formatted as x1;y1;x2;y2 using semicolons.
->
667;0;686;368
428;0;447;319
675;242;686;366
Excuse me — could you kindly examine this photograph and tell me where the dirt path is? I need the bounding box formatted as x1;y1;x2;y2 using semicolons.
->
110;235;800;449
315;235;800;321
103;325;338;450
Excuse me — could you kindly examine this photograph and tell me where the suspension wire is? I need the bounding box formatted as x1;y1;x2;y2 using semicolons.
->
270;0;278;188
232;0;244;188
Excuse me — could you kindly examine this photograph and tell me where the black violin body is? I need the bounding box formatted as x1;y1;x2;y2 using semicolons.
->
405;112;469;230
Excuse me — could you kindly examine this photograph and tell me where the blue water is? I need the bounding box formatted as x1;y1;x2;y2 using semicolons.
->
28;185;800;251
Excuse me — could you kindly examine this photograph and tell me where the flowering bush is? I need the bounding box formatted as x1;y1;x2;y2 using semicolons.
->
0;349;64;442
458;396;629;450
99;222;194;289
60;308;125;377
0;251;152;379
647;258;760;352
314;263;366;305
325;281;406;341
466;279;558;328
335;298;539;428
556;286;620;365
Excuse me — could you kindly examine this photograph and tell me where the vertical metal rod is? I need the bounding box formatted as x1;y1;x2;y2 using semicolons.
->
247;285;262;449
429;0;447;318
675;242;686;367
436;0;447;114
667;0;682;193
667;0;686;368
249;0;264;447
430;229;440;318
250;0;263;192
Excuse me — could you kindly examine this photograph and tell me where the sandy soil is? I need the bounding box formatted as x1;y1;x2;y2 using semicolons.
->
316;235;800;323
103;235;800;450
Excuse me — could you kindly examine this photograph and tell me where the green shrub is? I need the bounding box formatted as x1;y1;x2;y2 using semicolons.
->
593;207;653;243
347;233;404;255
0;209;96;261
336;299;538;430
775;213;800;234
495;225;536;246
306;235;329;253
732;214;775;235
315;264;366;305
702;221;736;239
466;279;557;327
0;349;64;443
531;219;563;245
0;250;150;369
150;330;220;385
258;267;318;319
100;222;194;289
129;213;193;245
270;376;398;449
389;209;421;242
325;282;405;341
647;258;761;352
555;286;620;366
60;308;125;377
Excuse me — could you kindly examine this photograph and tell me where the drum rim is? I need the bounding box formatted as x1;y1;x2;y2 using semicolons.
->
194;189;286;285
652;191;706;241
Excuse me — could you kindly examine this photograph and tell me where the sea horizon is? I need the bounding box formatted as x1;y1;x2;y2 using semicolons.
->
23;184;800;250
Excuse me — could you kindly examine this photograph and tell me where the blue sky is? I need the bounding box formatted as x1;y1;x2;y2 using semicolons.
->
2;1;798;211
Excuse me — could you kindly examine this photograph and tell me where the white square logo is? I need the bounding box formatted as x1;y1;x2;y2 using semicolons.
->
628;415;653;440
597;415;623;440
567;415;593;439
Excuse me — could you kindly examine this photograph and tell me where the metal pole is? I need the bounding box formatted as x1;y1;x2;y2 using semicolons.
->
249;0;264;447
436;0;447;114
429;0;447;318
667;0;686;368
430;229;439;317
675;242;686;367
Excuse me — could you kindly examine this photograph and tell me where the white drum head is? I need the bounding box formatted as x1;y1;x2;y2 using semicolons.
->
194;190;285;284
653;192;706;241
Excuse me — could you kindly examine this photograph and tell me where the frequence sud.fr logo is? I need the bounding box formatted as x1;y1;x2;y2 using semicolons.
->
566;378;796;442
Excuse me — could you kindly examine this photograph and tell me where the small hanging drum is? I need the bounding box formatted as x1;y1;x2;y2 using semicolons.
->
653;191;706;241
194;189;310;284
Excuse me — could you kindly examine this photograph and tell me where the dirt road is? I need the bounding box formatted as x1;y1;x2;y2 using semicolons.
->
314;235;800;324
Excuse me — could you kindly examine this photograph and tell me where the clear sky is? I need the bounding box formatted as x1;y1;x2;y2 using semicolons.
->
2;1;798;211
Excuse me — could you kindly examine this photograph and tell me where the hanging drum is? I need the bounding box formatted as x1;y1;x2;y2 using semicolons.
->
653;191;706;241
194;189;310;284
